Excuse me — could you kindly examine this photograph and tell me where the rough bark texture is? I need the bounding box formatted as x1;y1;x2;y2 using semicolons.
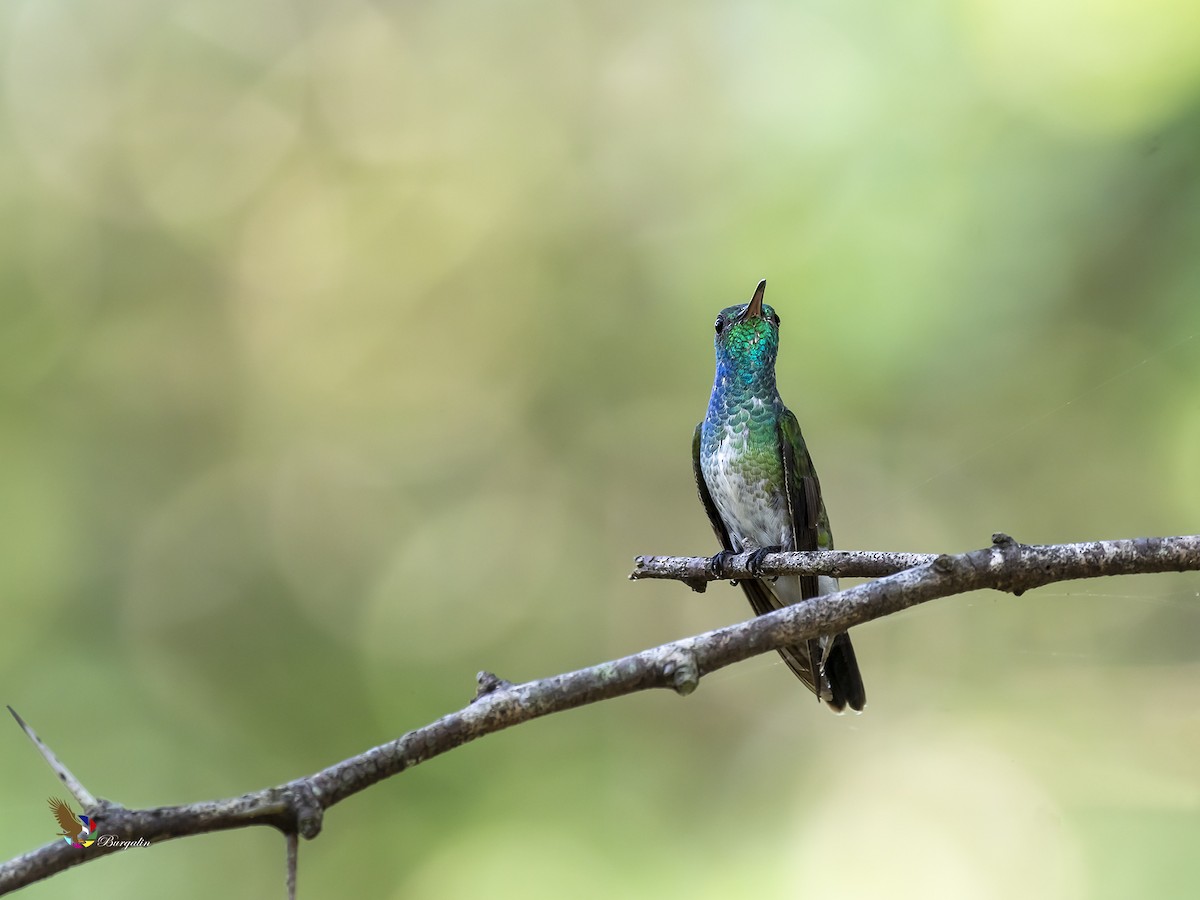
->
3;533;1198;895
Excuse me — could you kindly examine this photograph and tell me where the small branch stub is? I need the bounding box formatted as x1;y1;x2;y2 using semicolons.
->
288;783;323;840
991;532;1026;595
661;648;700;696
473;671;513;701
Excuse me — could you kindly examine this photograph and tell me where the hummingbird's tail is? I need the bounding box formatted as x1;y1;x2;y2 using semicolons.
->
740;578;867;712
822;632;866;713
776;633;865;713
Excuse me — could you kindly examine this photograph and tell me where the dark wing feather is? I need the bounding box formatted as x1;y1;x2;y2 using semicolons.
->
778;410;866;712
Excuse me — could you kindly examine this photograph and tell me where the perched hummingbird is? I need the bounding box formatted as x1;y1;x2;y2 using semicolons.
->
693;279;866;712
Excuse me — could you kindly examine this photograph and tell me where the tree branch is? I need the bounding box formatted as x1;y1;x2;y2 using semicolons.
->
629;548;938;590
3;533;1198;895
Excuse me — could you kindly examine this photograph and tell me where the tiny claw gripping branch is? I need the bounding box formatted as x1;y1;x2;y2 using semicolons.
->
746;546;781;577
707;549;737;579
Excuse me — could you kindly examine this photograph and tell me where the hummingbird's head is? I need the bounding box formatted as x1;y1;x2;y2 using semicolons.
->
713;279;780;376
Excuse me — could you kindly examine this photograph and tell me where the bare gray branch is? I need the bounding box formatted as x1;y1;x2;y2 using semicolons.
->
3;533;1198;895
630;548;936;589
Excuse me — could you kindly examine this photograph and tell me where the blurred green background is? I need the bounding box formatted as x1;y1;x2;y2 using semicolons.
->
2;0;1199;897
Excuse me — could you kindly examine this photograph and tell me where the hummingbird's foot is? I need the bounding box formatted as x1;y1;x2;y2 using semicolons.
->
706;550;737;579
746;546;783;577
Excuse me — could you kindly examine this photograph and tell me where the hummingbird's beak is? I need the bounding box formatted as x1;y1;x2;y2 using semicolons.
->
742;279;767;320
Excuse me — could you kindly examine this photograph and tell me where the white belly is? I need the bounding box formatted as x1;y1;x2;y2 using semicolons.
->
704;431;839;600
706;432;790;551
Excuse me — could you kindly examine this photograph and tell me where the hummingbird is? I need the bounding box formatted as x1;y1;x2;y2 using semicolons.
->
693;279;866;712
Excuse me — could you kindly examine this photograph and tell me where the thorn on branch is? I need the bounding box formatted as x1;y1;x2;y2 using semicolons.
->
285;832;298;900
7;706;100;811
473;671;513;702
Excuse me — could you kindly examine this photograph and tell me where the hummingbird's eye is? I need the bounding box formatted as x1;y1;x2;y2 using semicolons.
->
714;315;725;334
771;312;781;326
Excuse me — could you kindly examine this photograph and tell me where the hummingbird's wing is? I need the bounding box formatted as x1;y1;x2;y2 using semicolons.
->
693;423;834;705
778;410;866;712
